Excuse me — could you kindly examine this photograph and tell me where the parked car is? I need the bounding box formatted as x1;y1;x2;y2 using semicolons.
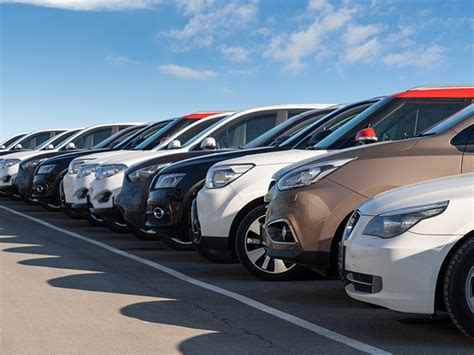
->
264;102;473;280
0;132;28;150
66;111;232;227
141;100;376;251
117;105;343;244
0;128;80;198
2;123;138;203
16;124;147;207
88;105;331;233
0;128;68;157
342;173;474;338
195;86;473;280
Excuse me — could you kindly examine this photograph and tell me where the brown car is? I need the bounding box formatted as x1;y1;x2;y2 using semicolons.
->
264;103;474;277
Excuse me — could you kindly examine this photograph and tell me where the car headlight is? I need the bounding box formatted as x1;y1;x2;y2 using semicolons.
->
77;164;99;178
205;164;254;189
21;159;45;170
68;160;88;175
153;173;186;189
127;163;170;182
363;200;449;239
37;164;56;175
95;164;127;180
276;158;355;191
0;159;21;169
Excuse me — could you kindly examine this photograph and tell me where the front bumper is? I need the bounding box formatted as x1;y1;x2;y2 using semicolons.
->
31;173;58;202
0;165;19;188
265;178;366;269
14;165;37;197
116;176;152;230
71;174;96;207
89;172;125;210
343;214;458;314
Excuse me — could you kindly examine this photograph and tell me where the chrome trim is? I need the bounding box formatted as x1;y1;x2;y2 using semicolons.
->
265;218;300;245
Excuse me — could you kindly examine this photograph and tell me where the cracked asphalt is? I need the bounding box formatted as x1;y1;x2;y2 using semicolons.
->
1;198;472;354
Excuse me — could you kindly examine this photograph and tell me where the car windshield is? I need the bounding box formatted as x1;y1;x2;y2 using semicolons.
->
314;97;467;149
39;130;81;150
16;130;65;150
419;104;474;136
2;134;27;148
243;109;332;149
93;126;143;149
132;118;192;150
117;122;170;150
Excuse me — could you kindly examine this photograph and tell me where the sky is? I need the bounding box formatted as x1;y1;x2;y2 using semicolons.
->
0;0;473;140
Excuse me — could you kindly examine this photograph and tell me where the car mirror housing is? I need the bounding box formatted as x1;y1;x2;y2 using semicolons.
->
168;140;182;149
0;144;5;150
14;143;23;150
65;142;76;151
355;127;378;144
45;143;54;150
200;137;217;150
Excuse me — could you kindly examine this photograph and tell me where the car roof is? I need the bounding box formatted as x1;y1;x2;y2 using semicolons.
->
392;85;474;98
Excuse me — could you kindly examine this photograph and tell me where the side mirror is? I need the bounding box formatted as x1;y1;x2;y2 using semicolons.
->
168;140;181;149
200;137;217;150
14;143;23;150
0;145;5;150
355;128;378;144
65;142;76;151
45;144;54;150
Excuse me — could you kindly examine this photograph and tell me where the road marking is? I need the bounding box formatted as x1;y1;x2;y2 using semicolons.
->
0;205;391;355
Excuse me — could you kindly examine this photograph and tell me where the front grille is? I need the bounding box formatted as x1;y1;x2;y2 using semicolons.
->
347;272;383;293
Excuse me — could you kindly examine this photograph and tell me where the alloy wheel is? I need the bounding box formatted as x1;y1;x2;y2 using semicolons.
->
466;266;474;313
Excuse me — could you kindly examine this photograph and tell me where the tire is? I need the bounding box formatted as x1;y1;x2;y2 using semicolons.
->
23;196;40;206
195;244;238;263
6;191;23;201
127;222;161;241
235;205;308;281
103;216;129;233
86;212;105;227
161;236;194;251
40;201;62;212
443;236;474;338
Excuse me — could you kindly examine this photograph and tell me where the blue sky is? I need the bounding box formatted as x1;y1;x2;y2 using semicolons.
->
1;0;473;140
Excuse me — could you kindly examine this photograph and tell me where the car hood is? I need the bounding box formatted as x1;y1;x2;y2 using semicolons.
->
0;150;46;161
71;150;137;165
213;149;328;168
358;173;474;216
99;149;181;167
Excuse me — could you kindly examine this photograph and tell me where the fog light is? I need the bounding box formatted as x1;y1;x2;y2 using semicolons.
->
74;187;89;199
94;191;112;203
2;175;11;183
35;185;44;193
153;207;165;219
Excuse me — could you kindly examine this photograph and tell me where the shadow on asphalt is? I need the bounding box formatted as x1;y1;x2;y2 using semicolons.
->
1;199;473;353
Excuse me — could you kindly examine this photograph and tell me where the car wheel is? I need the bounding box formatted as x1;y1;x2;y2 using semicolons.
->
127;222;161;241
23;196;40;206
443;236;474;338
6;190;23;201
86;212;105;227
63;204;84;219
161;236;194;251
103;216;129;233
235;205;307;281
195;244;238;263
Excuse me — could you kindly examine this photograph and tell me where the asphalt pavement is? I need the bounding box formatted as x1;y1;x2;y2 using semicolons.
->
0;198;472;354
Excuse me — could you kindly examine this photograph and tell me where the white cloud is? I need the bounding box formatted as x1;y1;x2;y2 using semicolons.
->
159;64;218;79
265;6;354;71
341;37;381;64
165;0;258;50
105;54;140;65
307;0;332;12
383;45;446;69
220;46;250;62
0;0;161;11
342;24;382;45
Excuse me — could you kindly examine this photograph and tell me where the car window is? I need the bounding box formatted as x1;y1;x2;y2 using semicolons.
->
173;116;224;146
20;131;61;149
315;98;467;149
121;123;167;149
40;130;80;149
2;134;26;147
72;127;113;150
133;118;195;150
94;125;143;149
210;112;279;149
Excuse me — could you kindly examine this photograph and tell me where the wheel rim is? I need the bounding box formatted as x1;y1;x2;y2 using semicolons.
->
90;213;103;223
244;214;295;274
466;266;474;313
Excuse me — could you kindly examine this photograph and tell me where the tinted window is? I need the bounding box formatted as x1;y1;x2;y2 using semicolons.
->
173;116;223;146
120;122;169;149
315;98;467;149
421;104;474;136
2;134;26;147
208;112;279;149
72;127;113;150
134;118;196;150
94;125;143;149
21;131;61;149
40;130;80;150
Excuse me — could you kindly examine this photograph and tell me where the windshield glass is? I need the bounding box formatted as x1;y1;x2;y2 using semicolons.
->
118;122;170;149
243;109;331;149
133;118;194;150
2;134;27;148
420;104;474;136
93;126;143;149
314;97;467;149
39;130;80;150
17;130;65;150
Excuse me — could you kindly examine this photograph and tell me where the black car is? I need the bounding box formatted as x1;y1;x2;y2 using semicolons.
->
116;102;377;248
27;121;171;213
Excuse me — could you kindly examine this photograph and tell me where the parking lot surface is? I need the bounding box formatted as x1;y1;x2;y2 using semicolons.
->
1;198;472;354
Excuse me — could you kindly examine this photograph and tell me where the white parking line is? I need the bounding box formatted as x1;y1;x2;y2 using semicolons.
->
0;205;391;355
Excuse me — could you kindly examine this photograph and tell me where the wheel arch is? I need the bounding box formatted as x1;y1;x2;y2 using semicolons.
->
434;230;474;312
228;197;265;252
329;212;354;275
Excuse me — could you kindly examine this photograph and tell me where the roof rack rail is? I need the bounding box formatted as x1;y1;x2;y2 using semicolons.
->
408;85;474;91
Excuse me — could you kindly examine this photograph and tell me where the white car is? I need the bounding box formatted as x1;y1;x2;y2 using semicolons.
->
0;132;29;151
0;124;137;195
0;128;68;157
87;105;332;231
193;100;376;280
343;173;474;338
65;112;232;215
